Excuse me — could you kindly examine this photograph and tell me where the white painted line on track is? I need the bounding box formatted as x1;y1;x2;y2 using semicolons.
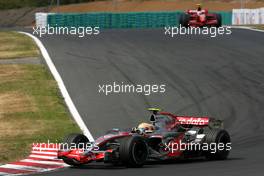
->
231;26;264;33
0;164;46;171
21;159;68;166
32;147;59;151
31;151;58;155
18;31;95;142
28;155;58;160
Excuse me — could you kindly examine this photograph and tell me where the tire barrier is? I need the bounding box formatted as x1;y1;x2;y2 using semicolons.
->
35;11;233;28
47;12;182;28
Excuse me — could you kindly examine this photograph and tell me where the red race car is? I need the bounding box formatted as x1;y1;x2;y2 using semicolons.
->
179;5;222;28
58;108;231;167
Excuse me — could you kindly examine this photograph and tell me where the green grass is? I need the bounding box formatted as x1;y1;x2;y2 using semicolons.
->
0;33;81;163
0;32;39;59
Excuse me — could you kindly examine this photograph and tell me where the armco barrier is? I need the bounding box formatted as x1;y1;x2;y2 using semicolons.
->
46;11;232;28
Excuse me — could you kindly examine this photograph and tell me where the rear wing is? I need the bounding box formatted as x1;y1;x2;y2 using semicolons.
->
186;9;208;14
176;116;223;128
176;116;209;125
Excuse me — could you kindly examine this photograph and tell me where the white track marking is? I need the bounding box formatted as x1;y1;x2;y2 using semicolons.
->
32;147;59;151
0;146;67;175
231;26;264;33
0;164;47;171
28;155;58;160
21;159;68;166
31;151;58;155
18;31;94;142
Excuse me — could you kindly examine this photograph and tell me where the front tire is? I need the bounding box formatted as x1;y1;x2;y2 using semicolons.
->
215;13;222;27
179;13;190;28
61;133;89;166
119;136;149;167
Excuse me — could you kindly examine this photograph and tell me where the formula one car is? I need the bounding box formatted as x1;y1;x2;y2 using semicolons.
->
58;108;231;167
179;5;222;28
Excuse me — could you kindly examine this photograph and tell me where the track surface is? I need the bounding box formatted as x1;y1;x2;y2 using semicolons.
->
32;29;264;176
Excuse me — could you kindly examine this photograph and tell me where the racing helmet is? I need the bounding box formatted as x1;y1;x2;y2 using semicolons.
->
197;4;202;11
138;122;155;133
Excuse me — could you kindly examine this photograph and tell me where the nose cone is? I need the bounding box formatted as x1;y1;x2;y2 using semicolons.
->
199;15;206;22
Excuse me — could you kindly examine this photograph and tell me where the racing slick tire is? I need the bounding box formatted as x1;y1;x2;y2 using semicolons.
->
215;13;222;27
179;13;190;28
119;136;149;167
203;129;231;160
61;133;89;166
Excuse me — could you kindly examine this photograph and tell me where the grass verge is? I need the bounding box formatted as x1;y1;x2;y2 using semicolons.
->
0;32;39;59
0;32;81;163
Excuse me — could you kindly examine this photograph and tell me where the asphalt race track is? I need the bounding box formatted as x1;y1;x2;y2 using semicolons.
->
31;28;264;176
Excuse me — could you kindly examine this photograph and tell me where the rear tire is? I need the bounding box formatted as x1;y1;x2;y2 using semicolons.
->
203;129;231;160
179;13;190;28
119;136;148;167
215;13;222;27
61;133;89;166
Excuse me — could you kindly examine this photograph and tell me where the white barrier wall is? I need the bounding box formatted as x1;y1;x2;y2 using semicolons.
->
232;8;264;25
35;13;48;27
36;13;55;27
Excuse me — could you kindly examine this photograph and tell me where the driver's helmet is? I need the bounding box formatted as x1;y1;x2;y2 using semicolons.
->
138;122;155;133
197;4;202;11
